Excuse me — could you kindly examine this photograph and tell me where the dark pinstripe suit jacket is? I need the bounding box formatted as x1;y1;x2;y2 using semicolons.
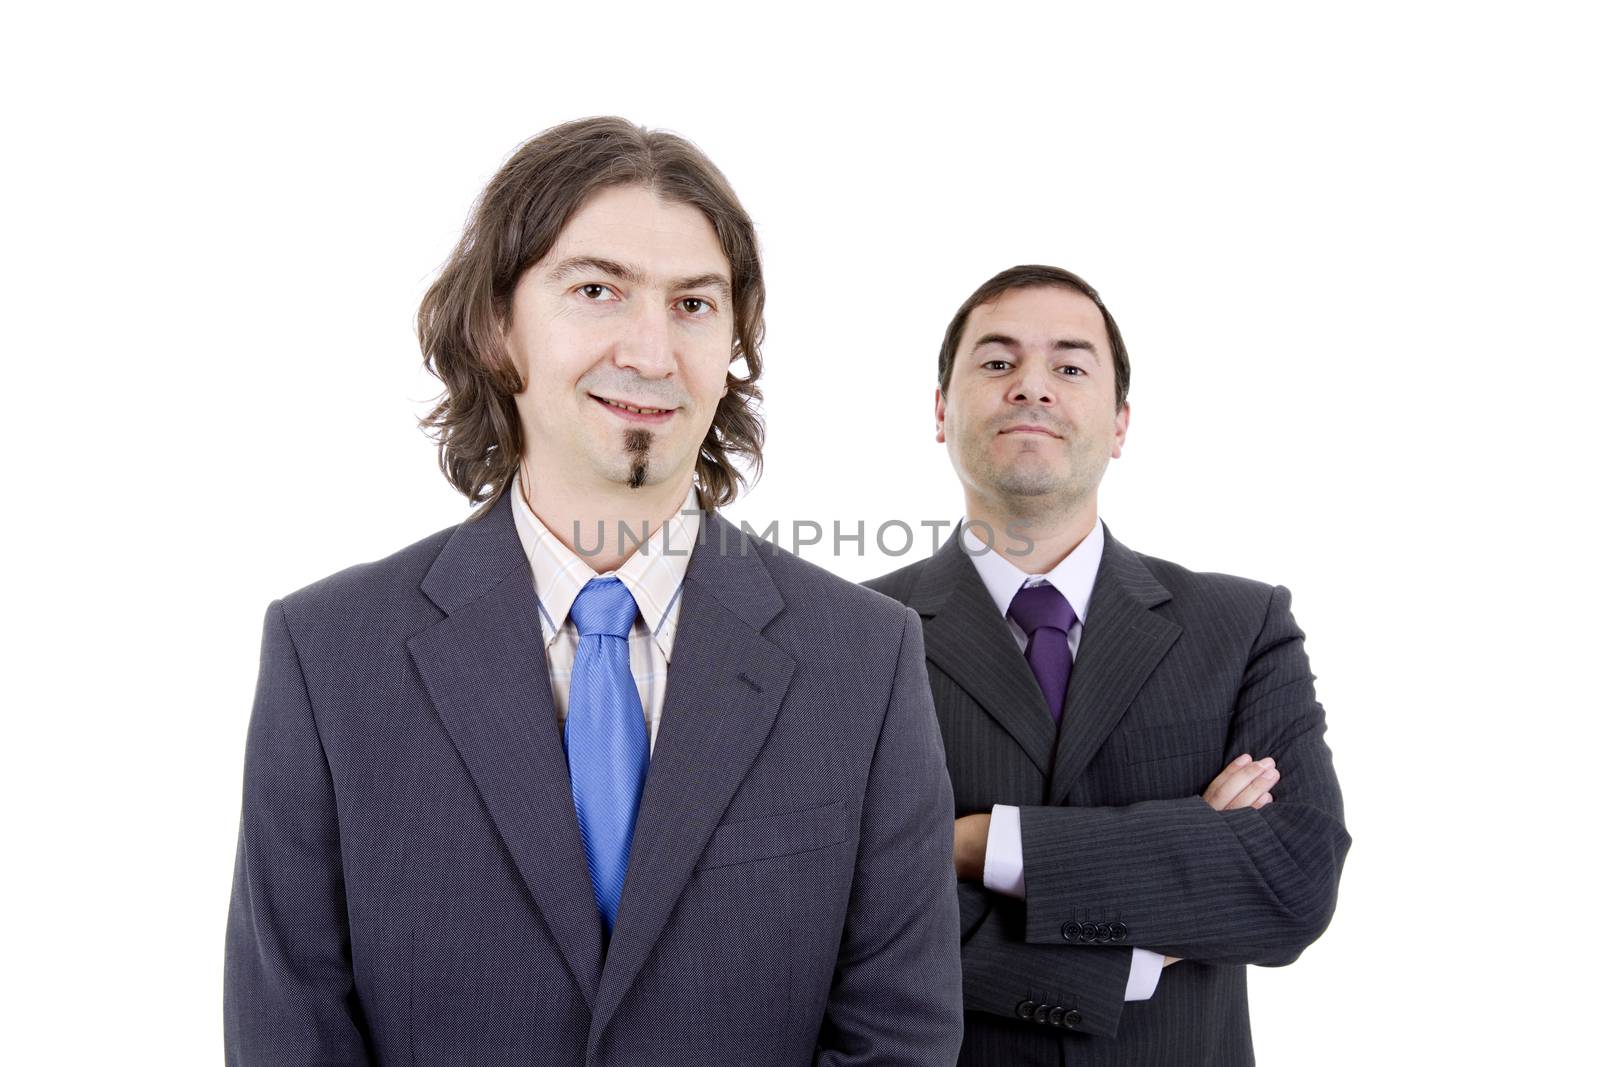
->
224;489;963;1066
865;523;1350;1066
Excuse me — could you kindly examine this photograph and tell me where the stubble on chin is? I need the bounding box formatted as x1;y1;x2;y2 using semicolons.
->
972;431;1063;495
965;434;1087;519
986;468;1070;523
624;429;652;489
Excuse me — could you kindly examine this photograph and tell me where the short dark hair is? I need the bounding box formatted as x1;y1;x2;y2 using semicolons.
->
936;264;1130;409
417;116;765;516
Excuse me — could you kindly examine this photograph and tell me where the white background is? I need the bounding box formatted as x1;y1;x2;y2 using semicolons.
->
5;2;1596;1062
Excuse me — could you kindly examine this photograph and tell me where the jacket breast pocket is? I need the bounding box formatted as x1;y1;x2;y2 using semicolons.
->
694;799;852;872
1110;714;1231;766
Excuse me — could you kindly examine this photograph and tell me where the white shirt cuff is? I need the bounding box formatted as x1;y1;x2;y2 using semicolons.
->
982;803;1025;898
982;804;1161;1003
1125;949;1163;1001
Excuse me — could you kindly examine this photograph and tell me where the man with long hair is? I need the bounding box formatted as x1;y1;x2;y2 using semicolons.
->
224;118;963;1066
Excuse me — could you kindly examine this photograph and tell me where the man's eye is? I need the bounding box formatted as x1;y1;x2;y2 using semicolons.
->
678;297;714;316
982;360;1011;371
1058;365;1083;376
578;284;617;301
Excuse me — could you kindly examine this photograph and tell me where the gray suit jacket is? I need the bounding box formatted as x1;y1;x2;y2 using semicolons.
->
865;523;1350;1067
225;490;963;1066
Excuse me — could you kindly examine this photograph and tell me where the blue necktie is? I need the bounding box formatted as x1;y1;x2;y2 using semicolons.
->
565;576;650;933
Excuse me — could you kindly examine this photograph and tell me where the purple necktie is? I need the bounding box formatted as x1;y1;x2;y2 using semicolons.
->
1007;583;1078;723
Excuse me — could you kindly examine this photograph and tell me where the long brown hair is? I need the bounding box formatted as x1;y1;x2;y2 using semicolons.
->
417;117;766;516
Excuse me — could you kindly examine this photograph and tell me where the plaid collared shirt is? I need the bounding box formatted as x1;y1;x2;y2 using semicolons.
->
509;468;702;755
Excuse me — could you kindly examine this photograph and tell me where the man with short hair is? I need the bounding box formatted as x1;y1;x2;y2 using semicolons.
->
224;117;963;1066
866;265;1349;1065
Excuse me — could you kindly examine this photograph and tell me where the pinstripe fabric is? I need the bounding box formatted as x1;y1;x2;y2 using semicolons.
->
224;488;964;1065
865;521;1351;1067
509;468;697;754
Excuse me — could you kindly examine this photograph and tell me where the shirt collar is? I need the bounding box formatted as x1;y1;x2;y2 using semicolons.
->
509;467;702;661
960;515;1105;626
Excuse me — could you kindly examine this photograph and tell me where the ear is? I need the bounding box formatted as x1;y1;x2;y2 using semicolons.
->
934;386;947;444
1110;401;1130;458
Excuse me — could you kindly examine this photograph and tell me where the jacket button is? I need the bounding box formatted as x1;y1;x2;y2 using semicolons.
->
1109;921;1128;942
1047;1006;1065;1027
1061;921;1082;942
1033;1003;1052;1024
1095;922;1113;942
1016;999;1036;1019
1063;1009;1083;1029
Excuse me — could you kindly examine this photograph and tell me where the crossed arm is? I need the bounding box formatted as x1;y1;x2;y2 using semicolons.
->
954;752;1285;958
947;585;1351;1038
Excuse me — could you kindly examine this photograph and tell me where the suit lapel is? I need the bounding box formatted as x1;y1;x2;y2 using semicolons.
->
405;490;605;1009
907;522;1183;800
1046;524;1181;803
587;510;795;1048
910;528;1057;776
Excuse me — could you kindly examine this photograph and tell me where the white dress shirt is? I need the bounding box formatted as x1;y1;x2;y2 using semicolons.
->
509;468;701;754
962;516;1164;1002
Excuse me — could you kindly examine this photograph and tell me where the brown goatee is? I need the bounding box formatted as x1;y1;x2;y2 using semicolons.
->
624;429;652;489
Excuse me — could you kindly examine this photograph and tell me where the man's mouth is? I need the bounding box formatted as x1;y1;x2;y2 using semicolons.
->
999;424;1061;438
591;394;676;421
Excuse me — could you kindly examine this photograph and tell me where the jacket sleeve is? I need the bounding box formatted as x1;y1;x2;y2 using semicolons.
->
815;606;965;1066
1015;584;1351;966
224;599;373;1065
958;883;1136;1037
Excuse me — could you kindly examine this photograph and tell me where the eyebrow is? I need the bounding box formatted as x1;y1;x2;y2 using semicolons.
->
970;332;1102;364
546;256;732;303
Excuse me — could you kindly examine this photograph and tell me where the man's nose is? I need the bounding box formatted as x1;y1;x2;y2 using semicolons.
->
1009;361;1056;405
615;302;675;378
